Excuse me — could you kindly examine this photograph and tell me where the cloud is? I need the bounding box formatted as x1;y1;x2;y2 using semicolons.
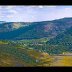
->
1;6;72;22
9;10;18;14
64;8;72;10
0;6;17;14
46;6;57;8
6;6;16;9
7;15;13;18
0;6;2;9
30;5;57;8
6;12;37;22
38;6;44;8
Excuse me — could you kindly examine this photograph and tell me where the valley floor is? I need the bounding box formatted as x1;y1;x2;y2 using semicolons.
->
50;55;72;66
0;40;72;67
1;53;72;67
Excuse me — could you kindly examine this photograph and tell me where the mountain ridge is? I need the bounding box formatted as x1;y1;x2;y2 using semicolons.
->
0;17;72;40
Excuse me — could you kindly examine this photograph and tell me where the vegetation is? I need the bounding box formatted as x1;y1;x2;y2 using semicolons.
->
1;18;72;66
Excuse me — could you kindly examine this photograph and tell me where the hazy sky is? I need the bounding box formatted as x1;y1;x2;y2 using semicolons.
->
0;6;72;22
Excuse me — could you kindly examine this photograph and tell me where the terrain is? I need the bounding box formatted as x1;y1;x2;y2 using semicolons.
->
0;17;72;66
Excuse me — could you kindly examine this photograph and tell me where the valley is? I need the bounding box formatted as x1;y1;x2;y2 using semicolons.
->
0;38;72;67
0;17;72;66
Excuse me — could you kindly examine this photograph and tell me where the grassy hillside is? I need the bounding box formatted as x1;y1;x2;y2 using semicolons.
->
1;40;72;66
0;40;55;67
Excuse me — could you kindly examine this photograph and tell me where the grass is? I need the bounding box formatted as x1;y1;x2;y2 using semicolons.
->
0;40;72;67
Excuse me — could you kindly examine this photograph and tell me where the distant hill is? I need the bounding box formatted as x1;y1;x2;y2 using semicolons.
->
0;17;72;40
0;22;31;32
46;26;72;45
46;26;72;54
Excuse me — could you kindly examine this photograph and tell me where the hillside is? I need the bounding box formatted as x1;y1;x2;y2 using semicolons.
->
46;27;72;54
0;17;72;66
0;17;72;40
0;41;55;66
1;40;72;66
0;22;31;32
47;26;72;45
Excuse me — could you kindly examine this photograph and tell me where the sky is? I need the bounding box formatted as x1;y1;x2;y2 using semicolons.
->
0;6;72;22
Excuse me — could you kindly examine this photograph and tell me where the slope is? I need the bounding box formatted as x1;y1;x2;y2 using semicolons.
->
0;17;72;40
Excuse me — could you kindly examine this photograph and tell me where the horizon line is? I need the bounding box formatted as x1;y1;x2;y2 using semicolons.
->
0;17;72;23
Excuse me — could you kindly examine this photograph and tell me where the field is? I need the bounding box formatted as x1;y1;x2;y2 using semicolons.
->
0;40;72;67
